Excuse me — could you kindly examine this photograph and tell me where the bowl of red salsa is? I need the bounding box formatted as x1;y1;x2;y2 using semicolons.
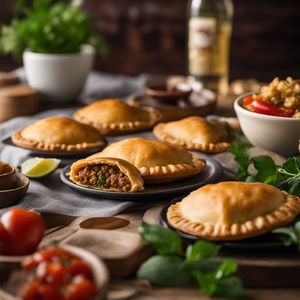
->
234;92;300;156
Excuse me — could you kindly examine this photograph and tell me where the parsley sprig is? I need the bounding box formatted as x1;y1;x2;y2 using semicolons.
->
137;223;244;298
228;133;300;197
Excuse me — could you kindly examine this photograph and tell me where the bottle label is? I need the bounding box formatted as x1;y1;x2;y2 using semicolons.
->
189;17;216;50
188;17;218;76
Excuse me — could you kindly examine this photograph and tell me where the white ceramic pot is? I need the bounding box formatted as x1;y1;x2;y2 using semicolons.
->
23;45;95;102
234;93;300;157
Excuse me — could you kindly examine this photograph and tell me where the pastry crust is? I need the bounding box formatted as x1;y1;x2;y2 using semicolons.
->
74;98;162;135
12;117;105;152
88;138;206;183
167;182;300;240
69;157;144;192
153;116;230;153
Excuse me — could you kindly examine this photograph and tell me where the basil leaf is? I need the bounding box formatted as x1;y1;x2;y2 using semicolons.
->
194;271;218;296
216;276;244;298
282;157;300;174
139;223;182;255
186;241;219;264
251;155;276;183
137;255;190;286
216;259;238;278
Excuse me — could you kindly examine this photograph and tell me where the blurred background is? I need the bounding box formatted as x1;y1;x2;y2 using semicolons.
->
1;0;300;81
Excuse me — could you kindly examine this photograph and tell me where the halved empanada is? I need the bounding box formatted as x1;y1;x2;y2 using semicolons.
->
69;157;144;192
153;116;230;153
11;117;105;152
74;99;162;135
88;137;206;183
167;181;300;240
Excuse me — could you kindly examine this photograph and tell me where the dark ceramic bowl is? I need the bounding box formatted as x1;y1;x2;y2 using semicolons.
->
0;164;15;190
0;173;29;208
145;83;192;103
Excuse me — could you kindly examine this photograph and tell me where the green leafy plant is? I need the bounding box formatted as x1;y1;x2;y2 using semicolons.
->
0;0;107;61
272;219;300;250
137;223;244;298
228;137;300;197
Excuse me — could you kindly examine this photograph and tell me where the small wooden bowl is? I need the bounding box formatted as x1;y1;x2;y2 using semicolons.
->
0;85;39;122
0;173;29;208
0;164;15;190
0;245;109;300
145;83;192;103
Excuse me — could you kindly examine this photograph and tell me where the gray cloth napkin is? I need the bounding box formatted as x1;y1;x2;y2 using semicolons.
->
0;71;237;217
0;71;165;217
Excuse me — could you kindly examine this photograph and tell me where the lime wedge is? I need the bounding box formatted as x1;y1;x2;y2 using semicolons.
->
21;157;61;178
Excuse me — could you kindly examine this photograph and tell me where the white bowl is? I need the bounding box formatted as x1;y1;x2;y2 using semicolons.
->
23;45;95;102
234;93;300;157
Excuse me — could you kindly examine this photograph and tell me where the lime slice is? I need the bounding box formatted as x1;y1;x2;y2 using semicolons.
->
21;157;61;178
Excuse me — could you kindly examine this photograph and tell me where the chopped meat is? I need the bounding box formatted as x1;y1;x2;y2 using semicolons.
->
75;164;131;192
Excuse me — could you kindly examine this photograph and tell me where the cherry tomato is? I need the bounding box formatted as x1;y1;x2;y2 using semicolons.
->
20;280;40;300
0;222;11;255
1;208;44;255
20;280;63;300
36;262;71;286
22;246;77;270
69;259;93;279
37;283;63;300
64;278;97;300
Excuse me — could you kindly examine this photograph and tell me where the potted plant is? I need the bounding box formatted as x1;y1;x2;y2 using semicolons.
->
0;0;107;102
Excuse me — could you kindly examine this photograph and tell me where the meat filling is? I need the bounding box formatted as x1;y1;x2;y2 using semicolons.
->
75;164;131;192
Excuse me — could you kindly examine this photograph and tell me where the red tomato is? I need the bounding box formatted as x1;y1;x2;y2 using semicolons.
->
1;208;44;255
20;280;40;300
69;259;93;279
22;246;77;270
20;281;63;300
36;262;71;286
64;278;97;300
0;222;11;255
37;283;63;300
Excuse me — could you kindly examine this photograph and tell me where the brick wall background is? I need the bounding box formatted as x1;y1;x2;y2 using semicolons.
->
1;0;300;81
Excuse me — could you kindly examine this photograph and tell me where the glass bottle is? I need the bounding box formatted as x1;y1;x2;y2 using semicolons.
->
187;0;233;95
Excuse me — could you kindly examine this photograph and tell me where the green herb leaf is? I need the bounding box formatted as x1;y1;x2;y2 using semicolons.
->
216;276;244;298
137;223;243;298
228;136;252;181
97;174;106;186
216;259;238;278
251;155;277;183
272;220;300;249
186;241;219;265
194;271;218;296
92;165;100;172
139;223;182;255
137;255;191;286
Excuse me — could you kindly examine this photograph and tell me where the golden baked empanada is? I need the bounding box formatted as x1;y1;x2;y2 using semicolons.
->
69;157;144;192
153;116;230;153
88;137;206;183
12;117;105;152
167;181;300;240
74;99;162;135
